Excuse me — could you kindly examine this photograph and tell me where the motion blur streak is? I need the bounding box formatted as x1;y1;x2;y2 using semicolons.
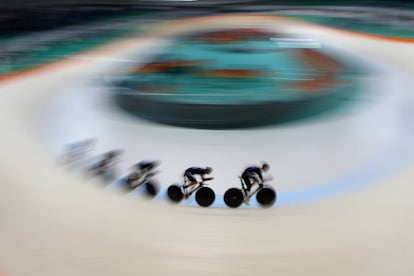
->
1;1;414;276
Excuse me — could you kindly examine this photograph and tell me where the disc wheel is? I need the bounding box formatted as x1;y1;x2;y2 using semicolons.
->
145;182;158;197
223;188;244;208
256;186;276;207
195;186;215;207
167;185;183;202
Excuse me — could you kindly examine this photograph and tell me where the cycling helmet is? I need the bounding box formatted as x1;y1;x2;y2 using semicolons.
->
106;149;122;159
261;162;270;171
205;166;213;174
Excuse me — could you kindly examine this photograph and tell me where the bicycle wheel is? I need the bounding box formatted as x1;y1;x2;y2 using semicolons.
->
145;182;158;197
256;186;276;207
224;188;244;208
167;185;183;202
195;186;215;207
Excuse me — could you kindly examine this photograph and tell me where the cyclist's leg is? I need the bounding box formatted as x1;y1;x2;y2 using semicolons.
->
183;173;197;191
251;174;261;189
242;174;252;194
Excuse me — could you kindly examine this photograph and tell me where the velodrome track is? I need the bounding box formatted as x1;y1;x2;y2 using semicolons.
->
1;14;414;275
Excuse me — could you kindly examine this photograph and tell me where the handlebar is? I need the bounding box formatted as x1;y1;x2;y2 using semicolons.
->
263;176;273;182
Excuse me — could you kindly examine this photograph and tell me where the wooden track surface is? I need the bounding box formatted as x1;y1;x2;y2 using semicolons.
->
1;14;414;276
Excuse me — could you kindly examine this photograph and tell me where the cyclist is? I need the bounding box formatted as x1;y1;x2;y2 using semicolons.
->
90;150;122;181
182;166;213;197
62;138;96;166
127;160;160;188
240;162;270;196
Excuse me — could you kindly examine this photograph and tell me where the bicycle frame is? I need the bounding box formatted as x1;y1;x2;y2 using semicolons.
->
185;177;213;197
128;170;158;188
239;176;272;199
244;184;263;201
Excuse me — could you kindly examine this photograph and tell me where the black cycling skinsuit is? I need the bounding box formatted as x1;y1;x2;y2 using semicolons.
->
241;166;263;191
184;167;207;183
136;161;156;174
